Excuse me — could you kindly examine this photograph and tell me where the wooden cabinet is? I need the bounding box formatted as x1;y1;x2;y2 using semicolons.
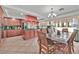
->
23;15;38;40
0;6;4;38
3;17;23;37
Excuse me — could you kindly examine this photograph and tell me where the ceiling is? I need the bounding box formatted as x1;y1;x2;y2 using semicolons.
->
1;5;79;20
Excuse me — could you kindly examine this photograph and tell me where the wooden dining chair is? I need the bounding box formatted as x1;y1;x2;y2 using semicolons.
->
53;31;77;54
67;31;77;53
37;31;55;54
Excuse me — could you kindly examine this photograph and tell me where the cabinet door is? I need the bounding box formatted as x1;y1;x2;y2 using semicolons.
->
0;23;1;38
62;22;64;27
75;30;79;42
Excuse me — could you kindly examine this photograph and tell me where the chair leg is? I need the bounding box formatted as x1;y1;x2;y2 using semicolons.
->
72;45;74;53
39;51;41;54
68;45;72;54
64;47;70;54
39;47;41;54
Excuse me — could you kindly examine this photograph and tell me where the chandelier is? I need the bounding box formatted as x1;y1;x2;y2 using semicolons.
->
48;8;57;18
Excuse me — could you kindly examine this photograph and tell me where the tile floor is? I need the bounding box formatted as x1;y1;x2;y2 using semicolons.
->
0;36;79;54
0;36;39;54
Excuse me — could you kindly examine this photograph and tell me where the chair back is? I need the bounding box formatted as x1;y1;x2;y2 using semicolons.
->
62;28;68;33
38;31;49;54
67;31;77;45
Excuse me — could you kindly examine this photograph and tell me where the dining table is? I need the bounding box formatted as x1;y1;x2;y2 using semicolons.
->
46;31;73;53
47;32;72;44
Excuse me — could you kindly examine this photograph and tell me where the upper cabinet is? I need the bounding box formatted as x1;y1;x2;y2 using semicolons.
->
49;17;74;27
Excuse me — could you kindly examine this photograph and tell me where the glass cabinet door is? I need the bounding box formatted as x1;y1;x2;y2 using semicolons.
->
62;22;64;27
24;23;28;30
75;30;79;42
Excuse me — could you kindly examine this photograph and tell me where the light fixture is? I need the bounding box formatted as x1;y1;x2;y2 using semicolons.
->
59;8;64;11
48;8;57;18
